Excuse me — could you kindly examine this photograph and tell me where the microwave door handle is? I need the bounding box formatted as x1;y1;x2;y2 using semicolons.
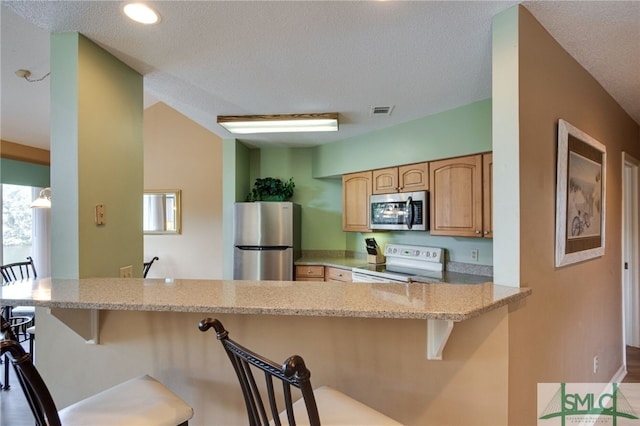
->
406;196;414;229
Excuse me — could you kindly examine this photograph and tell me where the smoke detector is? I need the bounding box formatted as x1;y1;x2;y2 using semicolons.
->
370;105;394;116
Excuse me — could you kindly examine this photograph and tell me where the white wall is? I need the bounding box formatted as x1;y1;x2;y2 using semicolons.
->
144;103;223;279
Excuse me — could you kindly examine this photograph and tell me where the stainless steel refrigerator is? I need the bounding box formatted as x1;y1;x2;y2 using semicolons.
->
234;202;301;280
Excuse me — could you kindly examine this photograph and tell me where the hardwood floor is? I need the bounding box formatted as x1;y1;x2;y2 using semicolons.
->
625;345;640;382
2;343;640;423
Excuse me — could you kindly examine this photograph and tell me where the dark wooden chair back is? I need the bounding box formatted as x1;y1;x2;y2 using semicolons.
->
1;314;61;426
1;256;37;284
143;256;159;278
199;318;320;426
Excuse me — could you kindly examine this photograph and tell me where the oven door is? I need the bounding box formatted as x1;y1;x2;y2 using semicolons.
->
370;191;427;231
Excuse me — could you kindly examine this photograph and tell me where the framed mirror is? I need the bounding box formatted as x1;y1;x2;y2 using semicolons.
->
143;190;181;234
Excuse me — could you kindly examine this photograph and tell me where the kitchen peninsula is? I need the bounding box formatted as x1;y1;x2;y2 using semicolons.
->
2;278;530;425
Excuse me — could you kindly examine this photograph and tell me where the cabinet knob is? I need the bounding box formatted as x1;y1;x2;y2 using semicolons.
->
483;230;489;235
475;230;481;235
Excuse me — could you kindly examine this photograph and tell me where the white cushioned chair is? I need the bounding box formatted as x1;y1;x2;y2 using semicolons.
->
1;314;193;426
199;318;403;426
58;374;193;426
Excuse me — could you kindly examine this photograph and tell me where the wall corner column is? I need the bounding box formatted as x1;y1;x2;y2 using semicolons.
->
492;7;521;287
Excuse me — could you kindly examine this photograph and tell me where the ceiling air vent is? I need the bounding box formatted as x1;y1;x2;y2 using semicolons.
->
370;105;394;116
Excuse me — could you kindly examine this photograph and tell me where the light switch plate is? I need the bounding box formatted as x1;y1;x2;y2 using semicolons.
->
95;203;106;225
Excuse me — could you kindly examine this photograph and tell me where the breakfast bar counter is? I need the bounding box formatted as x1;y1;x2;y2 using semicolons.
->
1;278;530;425
0;277;530;321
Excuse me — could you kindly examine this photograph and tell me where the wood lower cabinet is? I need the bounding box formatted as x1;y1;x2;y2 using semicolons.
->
295;265;352;282
342;171;371;232
430;154;492;238
372;163;428;194
295;265;324;281
325;266;352;282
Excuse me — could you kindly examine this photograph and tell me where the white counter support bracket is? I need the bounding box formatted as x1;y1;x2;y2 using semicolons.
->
426;319;454;360
50;308;99;344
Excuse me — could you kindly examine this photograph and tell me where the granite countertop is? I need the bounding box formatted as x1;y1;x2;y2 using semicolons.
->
0;277;531;322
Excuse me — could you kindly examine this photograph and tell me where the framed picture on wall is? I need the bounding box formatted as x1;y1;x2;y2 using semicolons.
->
555;119;606;267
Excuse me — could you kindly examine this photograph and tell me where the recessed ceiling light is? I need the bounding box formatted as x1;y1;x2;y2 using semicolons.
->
123;3;160;25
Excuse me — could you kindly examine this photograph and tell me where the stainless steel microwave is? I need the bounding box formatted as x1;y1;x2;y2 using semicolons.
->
370;191;428;231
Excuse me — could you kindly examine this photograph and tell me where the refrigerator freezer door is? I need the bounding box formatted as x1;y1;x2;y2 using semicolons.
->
234;247;294;280
234;202;294;247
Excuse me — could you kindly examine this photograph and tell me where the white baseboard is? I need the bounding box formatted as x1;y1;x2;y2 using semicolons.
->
611;364;627;383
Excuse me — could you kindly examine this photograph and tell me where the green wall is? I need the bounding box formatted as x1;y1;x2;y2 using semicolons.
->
51;33;143;278
0;159;50;187
312;98;492;177
232;99;494;265
247;148;344;250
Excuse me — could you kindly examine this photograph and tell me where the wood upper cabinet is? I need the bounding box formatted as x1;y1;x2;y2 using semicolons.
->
482;153;493;238
430;154;492;238
342;171;372;232
372;163;428;194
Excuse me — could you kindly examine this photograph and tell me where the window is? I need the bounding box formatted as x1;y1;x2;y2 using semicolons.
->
1;184;50;276
1;184;33;263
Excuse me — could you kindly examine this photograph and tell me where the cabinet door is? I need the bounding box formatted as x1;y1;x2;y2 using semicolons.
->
295;265;325;281
325;267;352;282
399;162;428;192
430;155;483;237
372;168;398;194
482;153;493;238
342;171;372;232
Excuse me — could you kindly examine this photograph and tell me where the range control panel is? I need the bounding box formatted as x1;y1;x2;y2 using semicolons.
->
384;244;443;264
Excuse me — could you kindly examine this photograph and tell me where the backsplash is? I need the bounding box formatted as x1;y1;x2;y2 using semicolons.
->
446;261;493;277
347;231;494;266
300;250;366;260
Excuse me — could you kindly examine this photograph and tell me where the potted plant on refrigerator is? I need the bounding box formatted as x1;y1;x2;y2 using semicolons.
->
246;177;295;201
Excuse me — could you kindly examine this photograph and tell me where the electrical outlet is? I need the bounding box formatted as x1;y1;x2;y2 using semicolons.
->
471;249;479;262
120;265;133;278
593;356;599;373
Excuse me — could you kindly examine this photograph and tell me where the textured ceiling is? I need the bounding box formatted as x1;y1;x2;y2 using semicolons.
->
1;1;638;150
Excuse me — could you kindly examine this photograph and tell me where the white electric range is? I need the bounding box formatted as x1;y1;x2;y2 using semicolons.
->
351;244;444;283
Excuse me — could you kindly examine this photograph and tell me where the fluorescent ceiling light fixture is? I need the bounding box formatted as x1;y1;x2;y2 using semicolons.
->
123;3;160;24
31;188;51;209
217;113;339;134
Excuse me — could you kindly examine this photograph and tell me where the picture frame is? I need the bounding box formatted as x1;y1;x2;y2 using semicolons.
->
555;119;606;267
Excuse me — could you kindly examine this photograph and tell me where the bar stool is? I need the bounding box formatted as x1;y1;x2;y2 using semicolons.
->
27;325;36;355
199;318;403;426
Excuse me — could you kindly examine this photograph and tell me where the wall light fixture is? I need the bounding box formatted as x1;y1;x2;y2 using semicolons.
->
31;188;51;209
